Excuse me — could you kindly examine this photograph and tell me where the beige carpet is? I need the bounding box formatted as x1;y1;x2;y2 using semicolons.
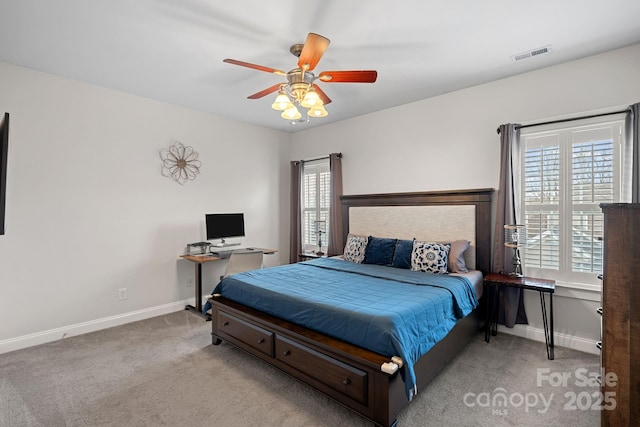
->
0;311;600;427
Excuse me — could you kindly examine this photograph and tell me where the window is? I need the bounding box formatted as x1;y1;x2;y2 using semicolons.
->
302;159;330;252
521;117;625;288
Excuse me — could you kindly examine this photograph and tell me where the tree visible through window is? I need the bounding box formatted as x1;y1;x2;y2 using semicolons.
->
302;159;330;252
521;118;624;288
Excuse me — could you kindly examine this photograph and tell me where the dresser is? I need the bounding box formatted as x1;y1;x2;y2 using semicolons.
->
600;203;640;426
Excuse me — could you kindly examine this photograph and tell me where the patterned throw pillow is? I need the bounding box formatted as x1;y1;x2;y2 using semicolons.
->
411;241;451;274
343;234;368;263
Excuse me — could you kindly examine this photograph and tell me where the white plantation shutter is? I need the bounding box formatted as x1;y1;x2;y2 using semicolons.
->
571;135;614;273
302;160;330;250
303;171;317;245
521;119;624;287
318;169;330;227
524;138;560;270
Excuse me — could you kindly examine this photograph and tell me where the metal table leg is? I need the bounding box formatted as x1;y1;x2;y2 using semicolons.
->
185;262;211;321
485;282;498;342
540;291;554;360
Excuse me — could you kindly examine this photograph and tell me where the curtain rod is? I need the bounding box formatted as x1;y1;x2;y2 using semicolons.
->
496;109;628;134
302;152;342;162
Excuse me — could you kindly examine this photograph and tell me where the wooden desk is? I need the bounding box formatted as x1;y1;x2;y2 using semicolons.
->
210;247;278;256
179;254;221;320
180;248;278;320
298;252;327;262
484;273;556;360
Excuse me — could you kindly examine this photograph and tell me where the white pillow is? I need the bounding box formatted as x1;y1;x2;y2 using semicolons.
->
447;240;470;273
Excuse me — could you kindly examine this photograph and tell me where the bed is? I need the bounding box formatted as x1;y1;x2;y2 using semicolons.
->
208;188;493;427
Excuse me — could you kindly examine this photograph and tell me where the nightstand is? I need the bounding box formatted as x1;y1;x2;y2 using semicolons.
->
484;272;556;360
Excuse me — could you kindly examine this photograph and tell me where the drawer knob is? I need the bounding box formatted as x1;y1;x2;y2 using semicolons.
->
343;378;351;386
257;338;265;344
283;350;291;356
223;321;230;327
596;307;603;315
596;341;602;350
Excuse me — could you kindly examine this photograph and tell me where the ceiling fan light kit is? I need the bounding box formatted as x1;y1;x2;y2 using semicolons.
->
223;33;377;125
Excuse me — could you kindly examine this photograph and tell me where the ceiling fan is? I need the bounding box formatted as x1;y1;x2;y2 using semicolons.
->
223;33;378;123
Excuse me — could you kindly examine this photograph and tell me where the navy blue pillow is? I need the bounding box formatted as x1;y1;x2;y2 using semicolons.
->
391;239;414;269
363;236;397;266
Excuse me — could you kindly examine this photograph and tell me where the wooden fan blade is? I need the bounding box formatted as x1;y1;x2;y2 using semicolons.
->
319;70;378;83
247;83;284;99
223;58;286;76
297;33;330;71
313;84;332;105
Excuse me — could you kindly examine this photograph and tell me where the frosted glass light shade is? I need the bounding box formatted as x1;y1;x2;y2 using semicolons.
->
308;104;328;118
301;89;321;108
271;91;293;110
281;106;302;120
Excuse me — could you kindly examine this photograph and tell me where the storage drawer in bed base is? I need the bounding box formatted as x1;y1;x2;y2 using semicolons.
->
216;310;274;357
275;334;368;404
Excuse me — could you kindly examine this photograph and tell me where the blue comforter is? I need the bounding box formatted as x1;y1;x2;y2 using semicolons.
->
208;257;478;400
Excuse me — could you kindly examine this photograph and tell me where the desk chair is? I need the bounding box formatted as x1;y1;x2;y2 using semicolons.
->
220;251;263;280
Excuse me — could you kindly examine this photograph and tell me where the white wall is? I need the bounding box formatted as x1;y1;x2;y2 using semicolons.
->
2;43;638;355
290;43;640;353
0;62;291;352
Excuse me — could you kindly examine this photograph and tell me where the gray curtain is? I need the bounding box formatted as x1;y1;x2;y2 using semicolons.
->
623;102;640;202
492;124;528;327
289;160;303;264
327;153;344;256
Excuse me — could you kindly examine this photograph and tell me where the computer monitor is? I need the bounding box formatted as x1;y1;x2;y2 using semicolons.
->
205;213;245;246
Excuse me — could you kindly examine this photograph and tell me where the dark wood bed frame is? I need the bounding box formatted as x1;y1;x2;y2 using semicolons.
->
209;188;493;427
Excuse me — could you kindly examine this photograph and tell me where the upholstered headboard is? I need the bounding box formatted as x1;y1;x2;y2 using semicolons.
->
340;189;494;274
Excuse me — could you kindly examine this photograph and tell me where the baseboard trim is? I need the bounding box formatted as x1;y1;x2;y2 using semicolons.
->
0;299;192;355
3;301;600;357
497;324;600;355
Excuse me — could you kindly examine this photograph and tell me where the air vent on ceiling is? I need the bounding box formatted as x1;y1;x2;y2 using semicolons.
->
511;45;552;62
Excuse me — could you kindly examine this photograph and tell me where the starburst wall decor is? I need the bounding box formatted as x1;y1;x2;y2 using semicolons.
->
159;141;201;185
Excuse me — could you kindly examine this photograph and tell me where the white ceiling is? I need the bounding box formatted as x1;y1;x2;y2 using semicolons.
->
1;0;639;133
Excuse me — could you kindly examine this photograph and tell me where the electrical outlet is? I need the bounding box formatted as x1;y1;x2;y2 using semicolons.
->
118;288;128;300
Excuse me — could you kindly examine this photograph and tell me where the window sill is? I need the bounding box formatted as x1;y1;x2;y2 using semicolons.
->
553;280;601;302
